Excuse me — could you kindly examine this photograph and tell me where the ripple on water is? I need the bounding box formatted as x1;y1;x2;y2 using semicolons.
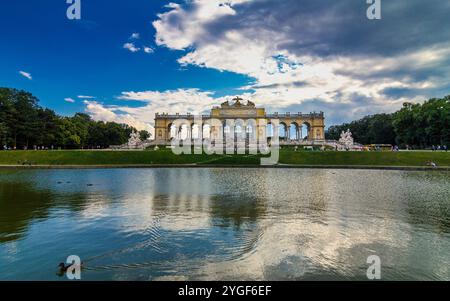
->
0;168;449;280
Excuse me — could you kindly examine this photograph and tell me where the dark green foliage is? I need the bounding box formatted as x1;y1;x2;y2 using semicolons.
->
327;114;396;145
1;87;448;150
393;97;450;148
139;130;151;141
0;88;136;149
326;96;450;148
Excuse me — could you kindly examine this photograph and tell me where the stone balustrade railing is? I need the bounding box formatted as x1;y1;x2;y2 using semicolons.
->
155;112;324;119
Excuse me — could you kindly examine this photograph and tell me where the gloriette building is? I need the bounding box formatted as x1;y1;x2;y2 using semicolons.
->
154;97;325;145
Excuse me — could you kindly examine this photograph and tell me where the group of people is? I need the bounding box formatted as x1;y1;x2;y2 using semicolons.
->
2;145;55;151
431;145;448;151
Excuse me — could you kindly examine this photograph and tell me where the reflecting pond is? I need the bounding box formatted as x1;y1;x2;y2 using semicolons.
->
0;168;449;280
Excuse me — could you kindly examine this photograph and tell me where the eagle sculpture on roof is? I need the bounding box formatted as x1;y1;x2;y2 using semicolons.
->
246;100;256;107
221;97;256;108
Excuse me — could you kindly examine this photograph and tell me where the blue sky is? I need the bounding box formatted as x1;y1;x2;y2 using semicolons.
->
1;0;449;131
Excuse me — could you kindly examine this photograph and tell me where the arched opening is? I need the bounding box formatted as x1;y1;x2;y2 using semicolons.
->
235;124;243;134
290;123;299;141
279;122;288;140
266;123;274;138
180;124;189;140
246;124;253;134
168;124;177;140
234;120;246;144
301;122;311;140
223;123;232;136
192;124;201;140
202;124;211;139
246;120;256;141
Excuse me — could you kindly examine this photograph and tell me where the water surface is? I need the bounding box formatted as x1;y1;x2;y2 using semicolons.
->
0;168;449;280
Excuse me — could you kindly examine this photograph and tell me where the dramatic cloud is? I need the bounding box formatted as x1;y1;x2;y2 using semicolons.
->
19;71;32;80
123;42;140;53
150;0;450;125
83;1;450;129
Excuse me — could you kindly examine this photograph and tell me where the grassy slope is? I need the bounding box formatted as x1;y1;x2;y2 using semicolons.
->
278;150;450;166
0;150;449;167
0;150;212;165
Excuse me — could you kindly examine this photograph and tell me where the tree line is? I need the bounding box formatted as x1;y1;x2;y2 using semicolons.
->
1;87;448;150
326;95;450;148
0;88;150;149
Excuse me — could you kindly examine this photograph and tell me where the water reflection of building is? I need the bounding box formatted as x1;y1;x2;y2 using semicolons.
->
154;97;325;144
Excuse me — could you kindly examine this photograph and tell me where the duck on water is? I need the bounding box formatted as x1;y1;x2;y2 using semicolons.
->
57;262;84;277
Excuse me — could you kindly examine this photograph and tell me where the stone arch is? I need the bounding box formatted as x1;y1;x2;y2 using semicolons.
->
279;122;289;140
168;123;178;140
170;119;192;140
180;124;189;140
191;123;201;140
289;122;300;141
234;120;244;134
266;122;274;138
246;119;257;140
300;121;311;140
223;121;232;136
202;123;211;139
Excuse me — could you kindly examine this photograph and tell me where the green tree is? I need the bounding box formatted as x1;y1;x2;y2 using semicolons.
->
71;113;91;148
0;122;7;147
0;88;40;148
392;97;450;148
56;118;81;148
139;130;150;141
326;114;396;145
36;108;59;147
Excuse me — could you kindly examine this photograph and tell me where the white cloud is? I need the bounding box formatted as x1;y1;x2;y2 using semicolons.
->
84;100;152;132
152;1;370;112
123;42;140;53
77;95;95;99
150;0;450;125
143;46;154;54
82;1;450;130
117;89;220;129
130;33;140;40
19;71;32;80
64;97;76;103
153;0;252;50
83;89;228;137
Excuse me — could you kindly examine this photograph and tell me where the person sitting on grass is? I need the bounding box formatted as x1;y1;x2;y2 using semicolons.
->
426;161;438;168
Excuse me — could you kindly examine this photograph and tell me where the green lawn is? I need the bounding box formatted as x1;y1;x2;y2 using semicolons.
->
0;149;449;167
0;149;212;165
278;150;450;167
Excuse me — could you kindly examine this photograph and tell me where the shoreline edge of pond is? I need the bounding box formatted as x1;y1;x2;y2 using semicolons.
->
0;164;449;171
